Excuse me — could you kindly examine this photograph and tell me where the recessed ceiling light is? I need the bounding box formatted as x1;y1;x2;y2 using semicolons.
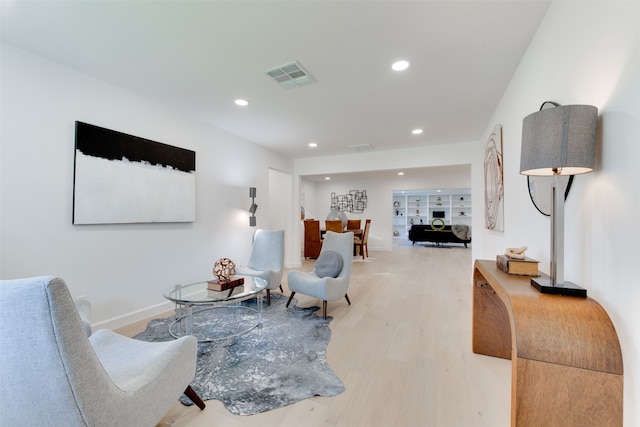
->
398;172;405;176
324;177;331;180
234;99;250;106
308;142;318;148
391;60;410;71
412;128;423;135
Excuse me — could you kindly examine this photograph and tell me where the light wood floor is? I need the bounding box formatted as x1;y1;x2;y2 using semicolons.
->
118;244;511;427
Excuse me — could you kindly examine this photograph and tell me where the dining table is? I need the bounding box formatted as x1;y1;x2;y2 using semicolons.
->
320;228;362;238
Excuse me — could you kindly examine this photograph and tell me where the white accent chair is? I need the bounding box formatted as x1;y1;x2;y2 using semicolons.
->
286;231;354;319
236;229;285;305
0;276;204;426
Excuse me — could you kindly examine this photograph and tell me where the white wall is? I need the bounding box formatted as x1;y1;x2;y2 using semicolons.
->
299;178;320;221
0;44;292;329
472;2;639;425
267;168;295;267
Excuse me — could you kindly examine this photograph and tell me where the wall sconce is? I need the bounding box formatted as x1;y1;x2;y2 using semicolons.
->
520;102;597;297
249;187;257;227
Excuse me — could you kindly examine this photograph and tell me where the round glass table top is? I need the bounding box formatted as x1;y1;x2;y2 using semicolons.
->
163;276;268;305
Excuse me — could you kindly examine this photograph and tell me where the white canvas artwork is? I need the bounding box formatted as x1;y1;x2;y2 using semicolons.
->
73;122;196;224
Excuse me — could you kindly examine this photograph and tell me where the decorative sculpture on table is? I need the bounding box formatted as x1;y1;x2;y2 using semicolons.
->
326;208;348;230
505;245;528;260
213;258;236;282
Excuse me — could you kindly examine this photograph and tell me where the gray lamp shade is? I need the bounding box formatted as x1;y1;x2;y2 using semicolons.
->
520;105;597;176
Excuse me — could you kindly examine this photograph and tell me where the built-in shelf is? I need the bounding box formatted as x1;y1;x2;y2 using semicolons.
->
392;189;471;239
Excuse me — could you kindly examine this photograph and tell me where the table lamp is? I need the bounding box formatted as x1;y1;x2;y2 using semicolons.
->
519;103;597;297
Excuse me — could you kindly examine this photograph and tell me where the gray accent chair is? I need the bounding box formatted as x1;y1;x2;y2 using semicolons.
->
236;229;285;305
286;231;354;319
0;276;204;427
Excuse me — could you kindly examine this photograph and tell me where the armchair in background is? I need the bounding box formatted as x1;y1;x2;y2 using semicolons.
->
236;229;285;305
286;231;354;319
0;276;204;427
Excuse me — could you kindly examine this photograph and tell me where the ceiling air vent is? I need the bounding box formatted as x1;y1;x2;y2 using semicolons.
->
349;144;375;152
265;61;315;89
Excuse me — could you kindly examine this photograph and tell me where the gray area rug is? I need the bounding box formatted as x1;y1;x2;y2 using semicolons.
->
134;293;344;416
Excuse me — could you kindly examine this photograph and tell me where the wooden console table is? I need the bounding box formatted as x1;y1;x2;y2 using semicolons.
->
472;259;623;426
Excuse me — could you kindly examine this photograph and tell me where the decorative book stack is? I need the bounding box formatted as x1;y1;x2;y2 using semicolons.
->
207;276;244;292
496;254;539;276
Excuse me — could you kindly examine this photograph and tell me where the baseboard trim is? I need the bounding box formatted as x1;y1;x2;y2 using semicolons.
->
92;300;174;331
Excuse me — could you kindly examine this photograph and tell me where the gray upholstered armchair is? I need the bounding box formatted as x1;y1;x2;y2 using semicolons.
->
236;229;285;305
0;276;204;426
286;231;354;319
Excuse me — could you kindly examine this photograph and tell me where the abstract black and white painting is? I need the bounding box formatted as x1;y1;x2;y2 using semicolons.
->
73;122;196;224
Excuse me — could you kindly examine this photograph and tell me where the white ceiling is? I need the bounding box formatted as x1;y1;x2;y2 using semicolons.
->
303;164;471;183
1;1;549;163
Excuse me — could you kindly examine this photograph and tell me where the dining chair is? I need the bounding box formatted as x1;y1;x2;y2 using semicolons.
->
346;219;361;231
354;219;371;260
325;219;343;233
303;219;322;259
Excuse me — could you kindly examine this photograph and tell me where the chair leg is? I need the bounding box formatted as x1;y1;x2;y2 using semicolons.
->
184;385;206;410
321;295;351;320
279;284;284;292
286;292;296;308
266;289;271;305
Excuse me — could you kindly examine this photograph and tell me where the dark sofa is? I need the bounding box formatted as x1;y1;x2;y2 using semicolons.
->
408;224;471;247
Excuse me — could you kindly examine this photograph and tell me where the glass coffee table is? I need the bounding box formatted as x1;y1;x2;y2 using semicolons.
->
163;276;267;343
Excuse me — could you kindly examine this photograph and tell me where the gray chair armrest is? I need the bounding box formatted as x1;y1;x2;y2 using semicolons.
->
74;296;92;336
